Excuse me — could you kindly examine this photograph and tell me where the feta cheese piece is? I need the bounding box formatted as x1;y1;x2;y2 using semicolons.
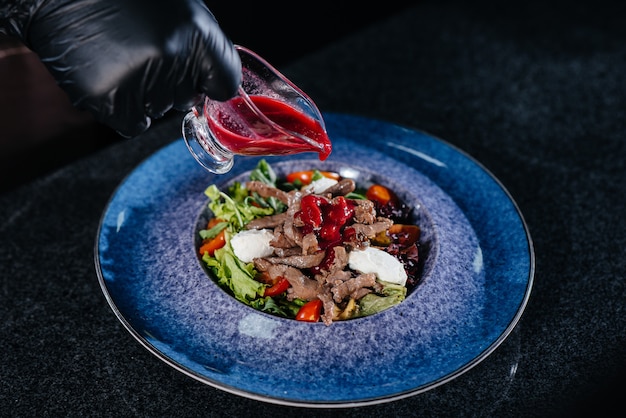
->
230;229;274;263
348;247;408;286
304;177;338;194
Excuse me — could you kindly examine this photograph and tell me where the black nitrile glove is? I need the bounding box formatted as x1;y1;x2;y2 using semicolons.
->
1;0;241;137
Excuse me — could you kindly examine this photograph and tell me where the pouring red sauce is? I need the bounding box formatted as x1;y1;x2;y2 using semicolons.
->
206;95;332;160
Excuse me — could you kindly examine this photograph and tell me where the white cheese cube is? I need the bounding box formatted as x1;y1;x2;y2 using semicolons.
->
230;229;275;263
304;177;338;194
348;247;408;286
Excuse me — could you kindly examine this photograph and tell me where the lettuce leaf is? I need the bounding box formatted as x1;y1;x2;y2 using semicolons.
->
357;281;407;317
249;159;277;185
249;296;303;318
199;221;228;240
203;240;265;303
204;184;274;230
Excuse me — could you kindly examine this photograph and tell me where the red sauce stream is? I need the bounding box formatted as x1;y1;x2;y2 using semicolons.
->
206;95;332;160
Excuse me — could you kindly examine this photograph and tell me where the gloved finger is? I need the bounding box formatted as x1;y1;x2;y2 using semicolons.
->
184;3;242;101
172;92;203;113
114;115;151;138
14;0;241;137
144;86;174;120
85;81;152;138
141;4;241;116
196;38;241;101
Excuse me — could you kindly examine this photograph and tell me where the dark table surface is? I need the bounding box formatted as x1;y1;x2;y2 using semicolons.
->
1;1;624;416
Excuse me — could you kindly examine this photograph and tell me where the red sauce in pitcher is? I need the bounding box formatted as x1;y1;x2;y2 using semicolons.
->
206;95;332;160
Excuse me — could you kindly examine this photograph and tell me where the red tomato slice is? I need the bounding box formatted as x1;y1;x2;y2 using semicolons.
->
286;170;313;185
198;229;226;256
295;299;323;322
263;277;290;297
207;217;225;228
365;184;398;206
286;170;340;185
319;171;340;181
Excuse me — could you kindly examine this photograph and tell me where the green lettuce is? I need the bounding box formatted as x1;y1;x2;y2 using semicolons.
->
357;281;407;317
204;183;274;231
203;239;265;303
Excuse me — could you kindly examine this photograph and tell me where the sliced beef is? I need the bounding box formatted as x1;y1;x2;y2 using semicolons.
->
321;269;352;286
282;202;304;246
282;266;320;301
246;212;289;230
352;199;377;224
254;262;320;301
272;247;303;257
331;273;377;303
253;258;273;272
301;232;320;254
351;287;372;301
323;178;356;197
270;224;298;249
318;289;337;326
327;246;349;273
245;180;290;204
351;218;393;239
263;251;326;269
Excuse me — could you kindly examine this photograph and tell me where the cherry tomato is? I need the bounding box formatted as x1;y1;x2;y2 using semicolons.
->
207;217;224;228
286;170;340;185
319;171;341;181
295;299;323;322
263;277;290;297
365;184;398;206
198;229;226;256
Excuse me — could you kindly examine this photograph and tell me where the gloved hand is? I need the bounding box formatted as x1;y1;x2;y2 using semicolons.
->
1;0;241;137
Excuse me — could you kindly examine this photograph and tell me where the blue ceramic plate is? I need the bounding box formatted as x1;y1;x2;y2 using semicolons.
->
95;113;534;407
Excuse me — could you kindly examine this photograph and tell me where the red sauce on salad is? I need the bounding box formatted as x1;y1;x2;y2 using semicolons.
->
206;95;332;160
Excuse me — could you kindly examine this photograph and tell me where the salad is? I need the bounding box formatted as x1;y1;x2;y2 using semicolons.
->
197;160;421;325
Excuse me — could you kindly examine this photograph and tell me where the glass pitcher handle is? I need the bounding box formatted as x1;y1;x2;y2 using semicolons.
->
182;109;234;174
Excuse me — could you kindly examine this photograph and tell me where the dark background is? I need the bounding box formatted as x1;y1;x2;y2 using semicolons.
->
1;1;624;416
